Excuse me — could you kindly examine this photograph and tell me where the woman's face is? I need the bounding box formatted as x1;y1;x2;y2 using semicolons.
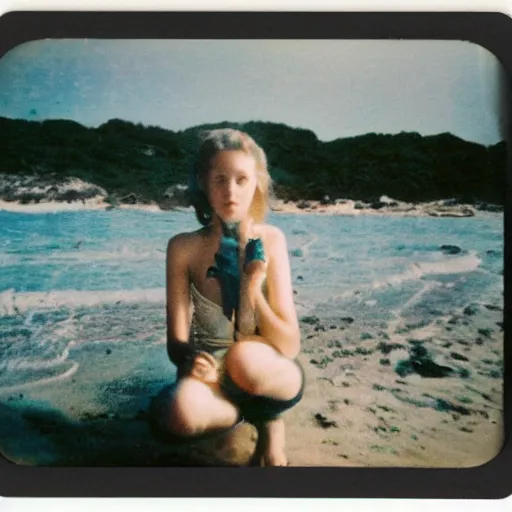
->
206;150;258;223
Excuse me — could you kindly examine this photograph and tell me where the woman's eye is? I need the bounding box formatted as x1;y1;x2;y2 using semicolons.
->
237;176;247;185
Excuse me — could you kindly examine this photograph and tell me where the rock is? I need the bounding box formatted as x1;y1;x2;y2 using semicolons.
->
314;413;338;429
441;198;464;206
463;304;479;316
427;206;476;217
434;398;472;414
290;248;304;257
0;174;108;204
395;343;454;378
440;244;462;255
161;183;190;209
450;352;469;362
370;200;385;210
379;195;399;206
300;315;319;325
370;196;400;209
297;200;310;209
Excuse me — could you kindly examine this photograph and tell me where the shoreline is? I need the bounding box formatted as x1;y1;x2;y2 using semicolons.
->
0;197;503;218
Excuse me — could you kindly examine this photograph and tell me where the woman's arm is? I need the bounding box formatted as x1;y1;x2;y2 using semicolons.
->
240;227;301;359
166;233;220;383
165;234;195;369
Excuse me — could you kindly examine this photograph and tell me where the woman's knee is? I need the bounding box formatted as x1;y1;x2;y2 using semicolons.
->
224;342;270;395
224;341;302;398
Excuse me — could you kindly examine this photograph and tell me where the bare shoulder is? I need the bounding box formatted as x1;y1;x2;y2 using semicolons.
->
253;223;288;256
166;228;205;260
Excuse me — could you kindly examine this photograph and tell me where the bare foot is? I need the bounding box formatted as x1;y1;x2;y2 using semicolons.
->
252;417;288;466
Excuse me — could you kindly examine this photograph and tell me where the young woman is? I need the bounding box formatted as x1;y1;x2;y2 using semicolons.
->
152;128;304;466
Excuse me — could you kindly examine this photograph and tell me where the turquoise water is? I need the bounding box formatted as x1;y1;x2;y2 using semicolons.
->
0;209;503;391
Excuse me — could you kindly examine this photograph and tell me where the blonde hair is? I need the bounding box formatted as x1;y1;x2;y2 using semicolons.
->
188;128;273;226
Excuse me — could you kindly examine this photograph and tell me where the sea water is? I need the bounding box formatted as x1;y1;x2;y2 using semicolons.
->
0;209;503;391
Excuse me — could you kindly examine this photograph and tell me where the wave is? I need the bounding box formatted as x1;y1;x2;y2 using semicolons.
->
0;287;166;315
2;248;166;266
0;361;79;394
370;252;482;289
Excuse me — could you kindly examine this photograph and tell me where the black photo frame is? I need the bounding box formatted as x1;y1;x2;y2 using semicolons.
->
0;10;510;499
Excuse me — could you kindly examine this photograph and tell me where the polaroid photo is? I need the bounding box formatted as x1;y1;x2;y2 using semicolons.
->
0;10;510;500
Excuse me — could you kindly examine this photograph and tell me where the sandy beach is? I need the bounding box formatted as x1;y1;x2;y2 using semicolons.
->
0;196;501;219
286;298;503;467
0;203;504;468
0;290;503;467
0;198;163;214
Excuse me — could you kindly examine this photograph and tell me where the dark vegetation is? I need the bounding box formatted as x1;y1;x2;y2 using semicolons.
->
1;116;506;205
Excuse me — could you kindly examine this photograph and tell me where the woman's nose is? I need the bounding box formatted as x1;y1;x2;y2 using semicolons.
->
226;179;237;196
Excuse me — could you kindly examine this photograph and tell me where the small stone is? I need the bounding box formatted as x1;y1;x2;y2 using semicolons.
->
440;244;462;255
450;352;469;362
463;304;478;316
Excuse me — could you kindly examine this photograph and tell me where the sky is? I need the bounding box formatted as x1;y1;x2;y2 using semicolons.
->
0;39;506;145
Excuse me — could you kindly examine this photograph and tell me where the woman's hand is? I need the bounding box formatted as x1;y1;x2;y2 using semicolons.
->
236;217;255;249
237;218;267;288
189;351;220;384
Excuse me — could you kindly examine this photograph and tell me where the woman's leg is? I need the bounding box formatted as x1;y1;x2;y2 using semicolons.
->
223;341;304;466
152;377;239;438
249;417;287;466
224;341;303;400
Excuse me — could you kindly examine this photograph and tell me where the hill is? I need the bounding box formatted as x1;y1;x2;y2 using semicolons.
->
0;116;506;207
